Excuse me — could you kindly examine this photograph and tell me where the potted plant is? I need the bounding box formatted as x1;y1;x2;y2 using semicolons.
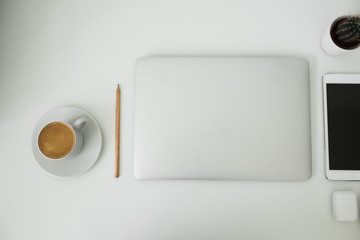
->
321;15;360;56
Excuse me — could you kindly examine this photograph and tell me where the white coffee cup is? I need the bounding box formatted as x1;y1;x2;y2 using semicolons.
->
37;117;87;160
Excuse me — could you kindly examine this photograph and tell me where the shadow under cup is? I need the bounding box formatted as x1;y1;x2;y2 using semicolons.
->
38;121;83;160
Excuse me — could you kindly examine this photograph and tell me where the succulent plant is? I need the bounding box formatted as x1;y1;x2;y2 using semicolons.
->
332;15;360;48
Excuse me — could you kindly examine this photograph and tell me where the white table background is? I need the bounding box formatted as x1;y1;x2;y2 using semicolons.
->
1;0;360;239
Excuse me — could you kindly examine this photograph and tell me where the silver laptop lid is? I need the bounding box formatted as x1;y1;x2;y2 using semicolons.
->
134;57;311;180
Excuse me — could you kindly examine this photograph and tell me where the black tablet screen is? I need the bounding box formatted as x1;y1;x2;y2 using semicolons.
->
327;83;360;170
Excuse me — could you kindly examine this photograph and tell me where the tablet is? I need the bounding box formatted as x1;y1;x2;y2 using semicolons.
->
323;74;360;180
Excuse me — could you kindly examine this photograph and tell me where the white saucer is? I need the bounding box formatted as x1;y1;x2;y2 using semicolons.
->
32;107;102;177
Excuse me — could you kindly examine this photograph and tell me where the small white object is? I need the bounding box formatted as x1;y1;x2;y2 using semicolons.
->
332;191;358;222
72;117;87;130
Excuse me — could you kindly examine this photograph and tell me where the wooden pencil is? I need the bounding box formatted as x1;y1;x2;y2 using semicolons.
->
115;84;120;178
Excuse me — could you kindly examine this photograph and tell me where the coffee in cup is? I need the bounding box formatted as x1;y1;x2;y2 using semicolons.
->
37;118;86;160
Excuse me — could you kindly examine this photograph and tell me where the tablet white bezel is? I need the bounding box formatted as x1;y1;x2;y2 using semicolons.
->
323;73;360;180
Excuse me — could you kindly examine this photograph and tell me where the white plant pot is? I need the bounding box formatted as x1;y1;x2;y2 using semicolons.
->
321;22;353;56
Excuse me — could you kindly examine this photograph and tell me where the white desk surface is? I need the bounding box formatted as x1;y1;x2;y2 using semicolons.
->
1;0;360;239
